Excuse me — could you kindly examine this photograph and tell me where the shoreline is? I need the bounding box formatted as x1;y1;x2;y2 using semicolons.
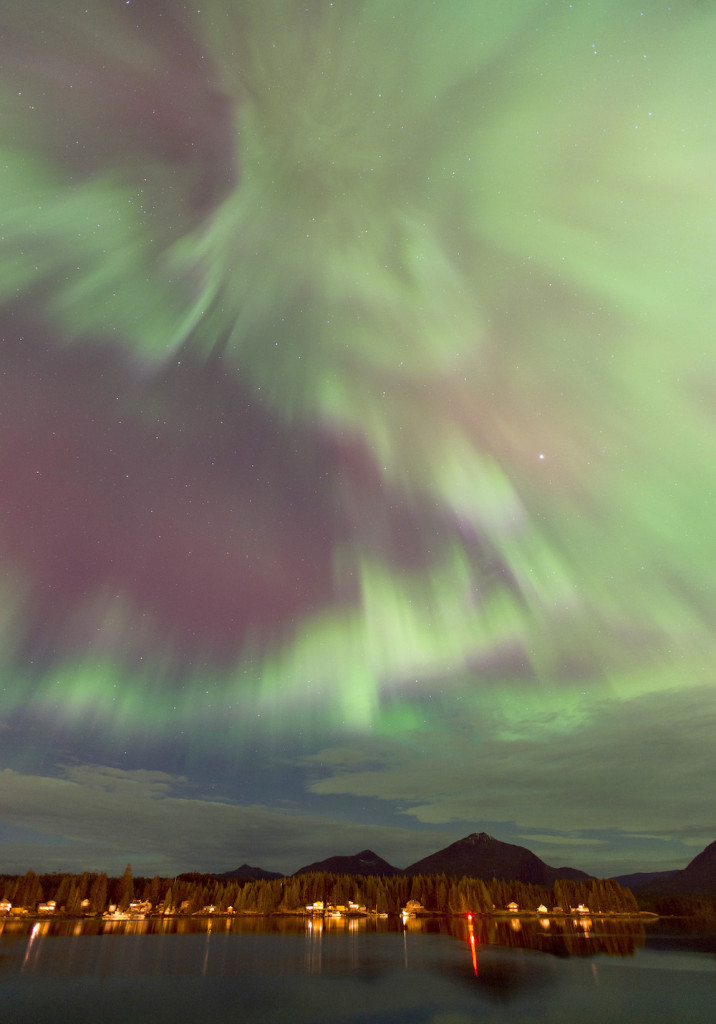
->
4;909;660;923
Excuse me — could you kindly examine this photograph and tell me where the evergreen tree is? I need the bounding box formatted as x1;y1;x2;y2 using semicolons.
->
54;874;73;909
187;886;206;914
329;878;347;906
374;879;388;913
67;881;83;915
148;875;162;908
162;887;174;914
435;876;448;913
118;864;134;910
474;878;492;913
239;882;258;912
361;876;377;909
279;877;301;911
603;879;623;913
17;870;43;910
409;875;424;904
553;880;572;911
257;880;280;914
224;882;241;911
89;873;108;914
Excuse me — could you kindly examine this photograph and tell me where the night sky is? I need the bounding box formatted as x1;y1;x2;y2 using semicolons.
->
1;0;715;879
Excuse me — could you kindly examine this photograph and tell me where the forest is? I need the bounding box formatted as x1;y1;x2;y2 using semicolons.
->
0;866;648;917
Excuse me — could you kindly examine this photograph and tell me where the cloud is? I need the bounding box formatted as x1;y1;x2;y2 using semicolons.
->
303;684;716;870
0;763;450;875
2;682;713;876
515;835;608;848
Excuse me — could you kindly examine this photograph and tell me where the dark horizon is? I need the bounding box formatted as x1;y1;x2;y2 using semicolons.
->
4;829;713;887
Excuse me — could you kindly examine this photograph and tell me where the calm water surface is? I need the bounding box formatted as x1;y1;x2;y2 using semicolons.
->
1;915;714;1023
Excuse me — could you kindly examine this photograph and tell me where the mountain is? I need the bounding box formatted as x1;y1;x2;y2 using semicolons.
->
678;839;716;890
293;849;399;877
214;833;716;890
404;832;590;885
636;839;716;898
216;863;283;881
611;870;679;889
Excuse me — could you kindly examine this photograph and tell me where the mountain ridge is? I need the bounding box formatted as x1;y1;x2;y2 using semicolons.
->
293;848;399;877
633;838;716;898
610;869;679;889
218;833;715;893
222;831;591;885
216;863;283;881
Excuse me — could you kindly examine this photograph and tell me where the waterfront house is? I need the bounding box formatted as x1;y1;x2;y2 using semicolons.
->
402;900;425;916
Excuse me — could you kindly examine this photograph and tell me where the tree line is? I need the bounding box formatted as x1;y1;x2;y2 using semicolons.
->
0;865;644;916
634;893;716;922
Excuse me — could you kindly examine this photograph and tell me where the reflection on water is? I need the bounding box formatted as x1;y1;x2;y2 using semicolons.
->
1;915;714;1024
20;921;44;970
459;914;647;959
0;912;648;957
466;914;478;975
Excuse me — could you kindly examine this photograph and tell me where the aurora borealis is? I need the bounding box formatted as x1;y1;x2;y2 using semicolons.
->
1;0;715;878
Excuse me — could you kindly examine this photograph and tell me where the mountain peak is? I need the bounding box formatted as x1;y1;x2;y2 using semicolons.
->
217;863;283;881
405;832;589;884
293;849;399;877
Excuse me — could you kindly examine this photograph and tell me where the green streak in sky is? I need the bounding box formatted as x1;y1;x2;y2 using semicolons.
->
2;1;716;741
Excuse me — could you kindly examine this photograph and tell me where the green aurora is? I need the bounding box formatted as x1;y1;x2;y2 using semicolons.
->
0;0;715;875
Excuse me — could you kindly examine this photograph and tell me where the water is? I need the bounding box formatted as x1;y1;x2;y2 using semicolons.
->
1;916;714;1023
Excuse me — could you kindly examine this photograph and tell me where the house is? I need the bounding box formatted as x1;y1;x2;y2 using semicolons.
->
306;901;324;913
0;899;11;914
401;900;425;916
573;904;590;914
38;901;57;914
537;904;549;914
129;900;152;914
506;902;519;913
